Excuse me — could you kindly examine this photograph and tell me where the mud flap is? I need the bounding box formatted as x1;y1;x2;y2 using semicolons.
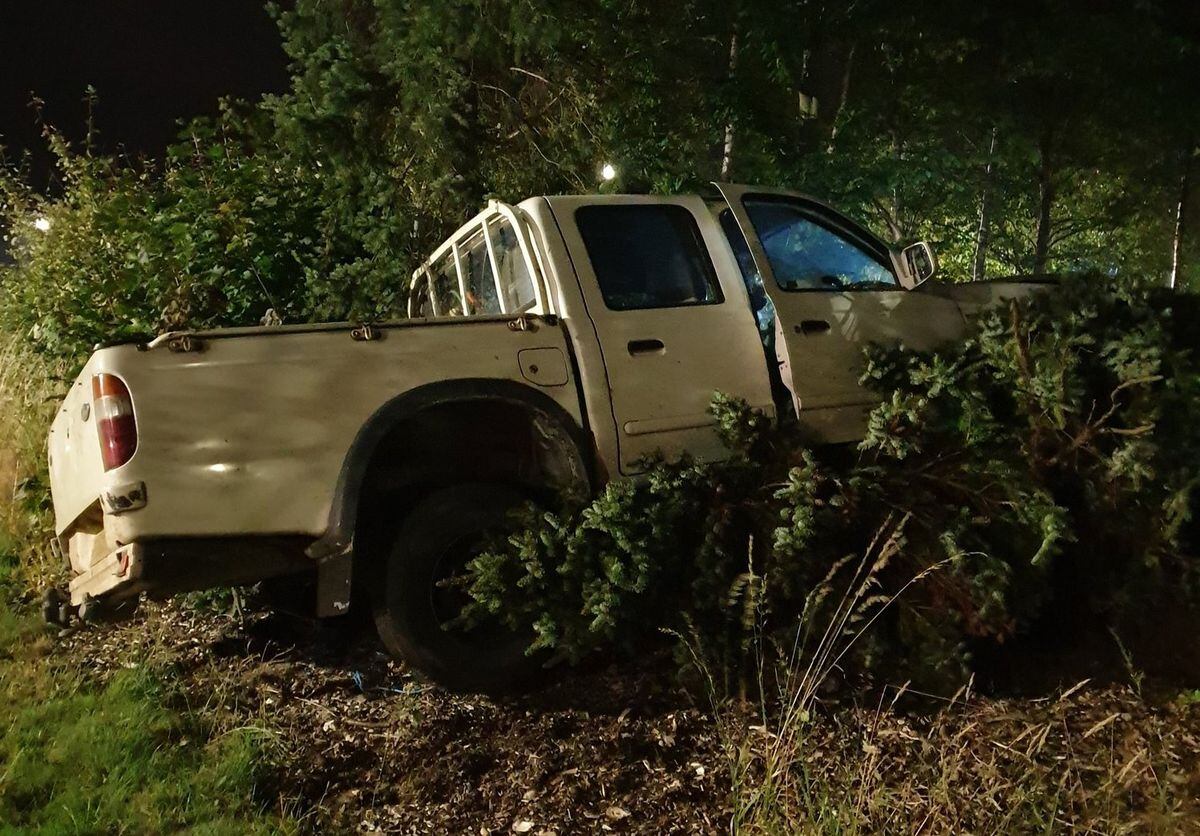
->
316;548;353;617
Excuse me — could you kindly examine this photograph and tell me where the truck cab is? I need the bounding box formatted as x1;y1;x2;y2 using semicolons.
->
407;185;956;473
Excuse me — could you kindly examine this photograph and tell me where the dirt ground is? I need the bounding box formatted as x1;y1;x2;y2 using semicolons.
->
55;597;1200;834
60;600;730;834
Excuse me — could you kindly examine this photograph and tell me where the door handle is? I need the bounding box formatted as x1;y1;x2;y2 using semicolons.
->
796;319;832;335
627;338;665;355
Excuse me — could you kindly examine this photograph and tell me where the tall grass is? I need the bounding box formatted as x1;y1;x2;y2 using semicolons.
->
0;335;64;592
693;524;1195;834
694;516;941;833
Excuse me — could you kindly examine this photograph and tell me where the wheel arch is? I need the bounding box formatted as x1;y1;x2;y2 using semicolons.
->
307;378;594;563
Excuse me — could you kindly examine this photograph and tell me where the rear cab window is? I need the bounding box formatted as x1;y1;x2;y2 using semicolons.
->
575;205;724;311
410;204;543;318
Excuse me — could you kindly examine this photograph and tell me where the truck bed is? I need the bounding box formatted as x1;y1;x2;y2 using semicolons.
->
48;314;583;577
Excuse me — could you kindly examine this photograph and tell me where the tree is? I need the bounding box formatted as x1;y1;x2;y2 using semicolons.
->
5;0;1200;364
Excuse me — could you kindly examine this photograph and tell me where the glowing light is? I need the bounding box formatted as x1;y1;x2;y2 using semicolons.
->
600;163;617;182
208;463;232;473
33;217;51;232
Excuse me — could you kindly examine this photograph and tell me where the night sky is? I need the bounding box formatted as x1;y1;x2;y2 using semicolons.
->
0;1;290;189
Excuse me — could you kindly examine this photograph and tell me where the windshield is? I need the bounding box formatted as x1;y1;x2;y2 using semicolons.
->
742;197;898;292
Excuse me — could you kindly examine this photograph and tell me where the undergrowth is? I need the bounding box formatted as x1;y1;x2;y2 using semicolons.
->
689;555;1197;834
458;273;1200;831
463;274;1200;697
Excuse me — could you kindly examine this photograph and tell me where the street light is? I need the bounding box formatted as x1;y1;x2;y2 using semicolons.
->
600;163;617;182
33;217;51;232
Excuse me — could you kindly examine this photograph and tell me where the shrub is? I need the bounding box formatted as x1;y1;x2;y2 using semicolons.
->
463;274;1200;694
0;112;331;363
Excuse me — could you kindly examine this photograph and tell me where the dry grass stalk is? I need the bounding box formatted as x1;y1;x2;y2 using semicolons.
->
692;517;1200;834
0;334;66;588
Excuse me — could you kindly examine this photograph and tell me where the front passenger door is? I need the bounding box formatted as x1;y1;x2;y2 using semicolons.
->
716;184;967;442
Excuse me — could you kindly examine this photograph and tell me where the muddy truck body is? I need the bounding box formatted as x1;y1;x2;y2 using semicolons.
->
47;184;1045;690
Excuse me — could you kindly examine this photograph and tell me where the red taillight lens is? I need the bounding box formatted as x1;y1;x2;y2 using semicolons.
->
92;374;138;471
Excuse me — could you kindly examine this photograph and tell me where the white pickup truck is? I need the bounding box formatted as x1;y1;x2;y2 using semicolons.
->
46;183;1041;690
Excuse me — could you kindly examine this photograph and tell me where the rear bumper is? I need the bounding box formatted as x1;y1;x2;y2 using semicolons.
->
64;536;317;606
68;543;144;605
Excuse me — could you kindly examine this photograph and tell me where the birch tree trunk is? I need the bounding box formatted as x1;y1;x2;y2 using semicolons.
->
825;43;856;154
1169;145;1193;289
720;32;739;180
972;126;998;281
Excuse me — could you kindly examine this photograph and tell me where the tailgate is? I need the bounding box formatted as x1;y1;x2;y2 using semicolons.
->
48;358;107;536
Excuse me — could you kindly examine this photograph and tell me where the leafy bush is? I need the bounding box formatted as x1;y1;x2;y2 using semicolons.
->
463;275;1200;694
0;114;332;363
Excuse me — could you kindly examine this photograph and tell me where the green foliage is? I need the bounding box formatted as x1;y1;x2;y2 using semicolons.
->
463;275;1200;693
0;110;329;362
5;1;1199;370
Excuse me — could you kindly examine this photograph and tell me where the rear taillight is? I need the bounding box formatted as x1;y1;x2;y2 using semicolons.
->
92;373;138;471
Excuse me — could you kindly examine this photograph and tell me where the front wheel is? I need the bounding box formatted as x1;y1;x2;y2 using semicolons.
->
372;483;541;693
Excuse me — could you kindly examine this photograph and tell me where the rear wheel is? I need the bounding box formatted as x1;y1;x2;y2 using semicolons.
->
372;483;541;693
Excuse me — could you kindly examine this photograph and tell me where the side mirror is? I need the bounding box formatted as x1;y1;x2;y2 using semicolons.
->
902;241;938;287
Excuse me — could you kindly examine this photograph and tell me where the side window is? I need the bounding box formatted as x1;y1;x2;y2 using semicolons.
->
460;227;501;315
490;218;537;313
429;253;464;316
413;207;543;318
742;197;897;291
576;205;724;311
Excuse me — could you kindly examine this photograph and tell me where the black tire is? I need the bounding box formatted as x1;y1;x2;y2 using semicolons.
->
372;482;542;693
41;587;67;625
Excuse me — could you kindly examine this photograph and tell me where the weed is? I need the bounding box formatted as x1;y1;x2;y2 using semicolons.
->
1109;627;1146;699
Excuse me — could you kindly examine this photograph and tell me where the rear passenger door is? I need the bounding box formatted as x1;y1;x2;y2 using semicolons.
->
552;196;773;474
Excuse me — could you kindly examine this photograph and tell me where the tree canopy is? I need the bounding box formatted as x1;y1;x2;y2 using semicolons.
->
2;0;1198;358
